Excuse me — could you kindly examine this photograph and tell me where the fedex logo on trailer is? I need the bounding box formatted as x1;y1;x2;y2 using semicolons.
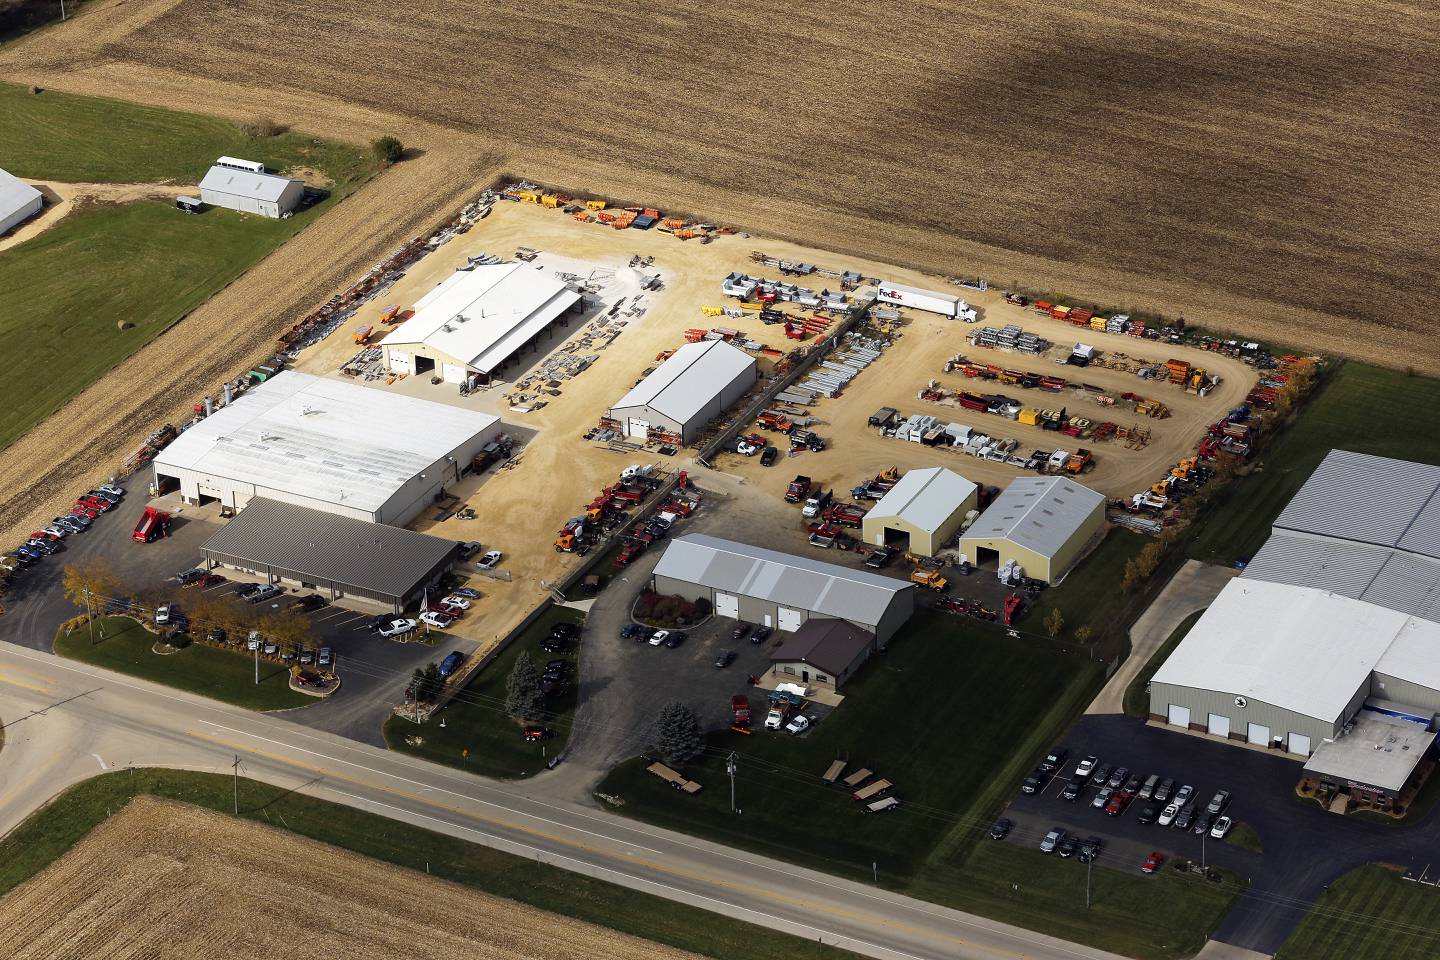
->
880;286;903;301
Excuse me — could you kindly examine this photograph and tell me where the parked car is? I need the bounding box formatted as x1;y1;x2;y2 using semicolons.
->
1020;769;1049;794
1105;791;1132;816
760;445;778;467
97;483;125;498
378;618;417;638
196;573;226;589
40;525;70;540
1174;784;1195;806
763;708;786;730
458;541;482;560
1074;755;1098;779
522;726;550;741
263;642;279;656
77;495;114;513
1193;813;1213;836
751;625;773;643
1138;774;1160;800
1039;747;1069;773
1060;780;1082;802
1154;778;1175;803
235;583;262;599
1210;815;1233;839
732;623;752;641
440;595;472;610
1141;851;1165;874
1057;836;1078;858
88;489;122;504
1091;762;1112;786
1137;804;1160;825
477;550;503;570
247;584;282;603
989;818;1012;840
1091;786;1115;809
71;504;100;519
317;647;333;667
246;630;262;651
155;604;173;625
207;627;227;644
1106;766;1129;790
450;586;483;600
714;650;736;668
1039;828;1065;853
290;593;325;611
648;630;669;647
420;611;455;629
299;649;315;665
663;631;687;649
438;651;466;677
550;622;579;639
55;515;88;532
1206;790;1231;815
1174;805;1195;831
785;715;811;736
1158;802;1181;827
26;538;60;555
1078;837;1102;863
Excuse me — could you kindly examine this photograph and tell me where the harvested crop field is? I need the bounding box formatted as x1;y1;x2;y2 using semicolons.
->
0;796;702;960
2;0;1437;372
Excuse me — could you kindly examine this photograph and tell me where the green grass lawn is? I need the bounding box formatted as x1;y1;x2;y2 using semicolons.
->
0;769;860;960
1123;609;1205;717
1225;821;1263;853
1020;527;1150;648
1189;363;1440;566
1277;865;1440;960
54;616;311;711
0;82;375;450
384;606;585;778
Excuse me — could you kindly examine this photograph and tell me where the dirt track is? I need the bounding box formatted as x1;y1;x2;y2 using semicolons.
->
0;796;703;960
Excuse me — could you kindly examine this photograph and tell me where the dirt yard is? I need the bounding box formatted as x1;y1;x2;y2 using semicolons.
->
0;796;702;960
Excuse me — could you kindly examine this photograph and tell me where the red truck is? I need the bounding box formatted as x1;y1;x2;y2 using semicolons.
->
731;695;752;729
785;475;813;503
824;503;867;528
132;507;170;543
958;392;989;411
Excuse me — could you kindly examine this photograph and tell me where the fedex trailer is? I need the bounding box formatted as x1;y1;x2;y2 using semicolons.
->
877;281;973;320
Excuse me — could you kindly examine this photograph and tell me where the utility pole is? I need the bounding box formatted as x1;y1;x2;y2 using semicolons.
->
85;587;94;645
727;752;737;813
1086;856;1092;909
232;755;241;814
254;640;260;685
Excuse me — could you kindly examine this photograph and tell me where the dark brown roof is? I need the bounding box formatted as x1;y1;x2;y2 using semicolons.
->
769;618;875;676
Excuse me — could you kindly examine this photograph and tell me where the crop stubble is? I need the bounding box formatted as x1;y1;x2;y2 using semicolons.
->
0;796;705;960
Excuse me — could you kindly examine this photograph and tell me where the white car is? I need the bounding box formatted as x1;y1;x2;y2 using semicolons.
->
1158;802;1180;827
154;604;172;625
98;483;125;497
378;618;417;638
649;630;669;647
1210;816;1233;839
1075;755;1098;779
246;630;262;651
764;709;785;730
440;595;472;610
419;611;454;629
41;525;70;540
477;550;503;570
785;715;810;736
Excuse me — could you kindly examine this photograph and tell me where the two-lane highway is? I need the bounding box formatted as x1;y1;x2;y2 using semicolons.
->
0;645;1124;960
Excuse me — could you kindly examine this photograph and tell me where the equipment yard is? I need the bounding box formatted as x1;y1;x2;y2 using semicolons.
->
0;796;704;960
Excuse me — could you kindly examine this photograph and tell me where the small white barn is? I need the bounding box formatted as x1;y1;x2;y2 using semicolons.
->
199;160;305;218
0;167;43;235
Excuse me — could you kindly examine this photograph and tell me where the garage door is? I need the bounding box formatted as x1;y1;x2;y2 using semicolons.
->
627;418;649;439
1288;733;1312;756
1167;704;1191;727
1247;722;1270;746
1207;713;1231;738
778;607;804;632
442;363;467;384
714;592;739;618
389;350;411;374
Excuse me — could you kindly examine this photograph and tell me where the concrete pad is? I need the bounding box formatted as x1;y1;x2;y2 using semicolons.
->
1194;941;1272;960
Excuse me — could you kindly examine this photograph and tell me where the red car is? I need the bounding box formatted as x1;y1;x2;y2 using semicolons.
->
77;496;113;512
1141;851;1165;874
71;504;101;519
30;531;59;542
522;726;550;741
1105;791;1132;816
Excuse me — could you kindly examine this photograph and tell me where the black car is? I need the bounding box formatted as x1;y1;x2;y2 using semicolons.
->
549;622;580;639
1057;836;1078;859
207;627;227;644
1060;780;1082;801
1193;814;1213;836
760;445;778;466
364;613;392;632
1173;805;1196;831
1137;804;1160;825
989;818;1012;840
1077;837;1102;863
619;623;643;640
751;625;773;643
290;594;326;612
540;637;569;653
1154;778;1175;804
1039;747;1069;773
714;650;737;668
234;583;263;599
1020;769;1049;794
663;630;688;649
543;659;569;675
175;568;206;585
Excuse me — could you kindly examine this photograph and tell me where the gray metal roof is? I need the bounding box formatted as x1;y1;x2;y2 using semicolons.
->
610;340;755;428
770;618;875;676
199;165;302;203
0;167;41;219
654;534;911;626
868;467;977;534
960;476;1105;558
1275;450;1440;556
201;498;456;599
1243;533;1440;625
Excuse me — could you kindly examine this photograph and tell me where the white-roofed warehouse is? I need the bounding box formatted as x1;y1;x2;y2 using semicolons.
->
0;167;43;235
861;467;978;557
608;339;757;444
152;371;502;526
652;534;915;643
958;476;1105;582
199;161;305;218
380;262;582;385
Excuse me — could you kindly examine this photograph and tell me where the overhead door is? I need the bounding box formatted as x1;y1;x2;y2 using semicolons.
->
714;592;739;618
443;363;467;384
389;350;412;374
1207;713;1231;738
778;607;804;632
1247;722;1270;746
1287;733;1312;756
626;418;649;439
1167;704;1191;728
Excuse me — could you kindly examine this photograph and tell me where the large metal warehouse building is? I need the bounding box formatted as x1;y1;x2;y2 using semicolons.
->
380;262;582;385
958;476;1105;582
652;534;914;643
0;167;43;235
1149;450;1440;801
153;371;501;526
861;466;978;557
608;339;757;444
199;160;305;218
201;498;458;611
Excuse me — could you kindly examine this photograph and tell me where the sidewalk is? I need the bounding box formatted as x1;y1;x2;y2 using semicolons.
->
1086;559;1237;715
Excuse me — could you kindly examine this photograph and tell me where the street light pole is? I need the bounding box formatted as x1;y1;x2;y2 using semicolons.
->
85;587;94;645
1086;857;1092;909
727;752;737;813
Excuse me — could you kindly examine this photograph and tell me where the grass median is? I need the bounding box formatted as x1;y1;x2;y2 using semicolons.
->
1276;864;1440;960
384;606;585;778
54;616;310;711
0;769;860;960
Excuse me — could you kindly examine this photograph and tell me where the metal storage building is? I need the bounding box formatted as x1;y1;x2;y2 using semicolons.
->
198;163;305;218
861;467;978;557
769;619;877;691
958;476;1105;582
201;498;457;611
608;340;757;444
652;534;915;643
0;167;43;235
152;371;501;526
380;262;582;385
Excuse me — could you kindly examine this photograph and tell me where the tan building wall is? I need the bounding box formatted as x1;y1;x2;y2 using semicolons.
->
861;488;977;557
957;503;1105;583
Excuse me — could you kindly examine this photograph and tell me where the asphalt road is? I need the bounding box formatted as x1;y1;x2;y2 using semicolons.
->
0;644;1128;960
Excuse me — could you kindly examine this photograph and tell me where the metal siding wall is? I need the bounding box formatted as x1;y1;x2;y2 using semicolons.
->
719;365;759;408
1148;681;1335;748
874;591;913;645
1371;674;1440;715
651;575;709;605
1049;506;1106;581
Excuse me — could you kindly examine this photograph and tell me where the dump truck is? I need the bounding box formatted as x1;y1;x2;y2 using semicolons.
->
353;324;374;344
1064;449;1093;474
785;475;813;503
910;568;948;592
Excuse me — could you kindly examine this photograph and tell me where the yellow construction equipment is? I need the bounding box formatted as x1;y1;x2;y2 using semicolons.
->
910;568;948;592
1170;456;1198;479
701;305;725;317
514;190;541;204
878;466;900;483
585;199;607;211
541;193;561;208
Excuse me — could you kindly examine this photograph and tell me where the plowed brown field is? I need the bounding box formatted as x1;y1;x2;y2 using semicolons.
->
0;796;704;960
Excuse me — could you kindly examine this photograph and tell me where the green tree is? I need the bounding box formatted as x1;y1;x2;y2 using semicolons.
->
371;135;404;164
504;651;545;721
1074;624;1094;645
1043;607;1065;640
652;700;704;765
411;662;444;704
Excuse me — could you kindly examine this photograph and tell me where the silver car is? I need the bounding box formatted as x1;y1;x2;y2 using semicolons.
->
1040;828;1065;853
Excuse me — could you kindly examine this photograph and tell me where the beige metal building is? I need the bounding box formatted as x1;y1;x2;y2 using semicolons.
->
861;467;977;557
958;476;1105;582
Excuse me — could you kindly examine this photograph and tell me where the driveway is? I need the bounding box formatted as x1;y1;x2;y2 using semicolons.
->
1005;713;1440;954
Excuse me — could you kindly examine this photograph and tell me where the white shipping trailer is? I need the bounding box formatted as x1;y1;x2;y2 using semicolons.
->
876;281;968;318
